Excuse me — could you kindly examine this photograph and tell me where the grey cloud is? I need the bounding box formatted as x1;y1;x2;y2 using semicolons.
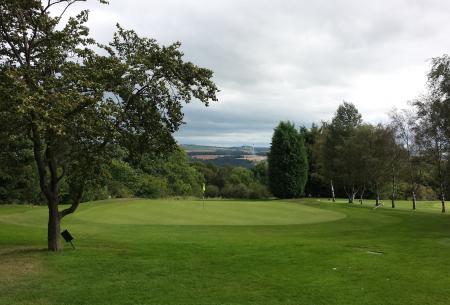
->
74;0;450;146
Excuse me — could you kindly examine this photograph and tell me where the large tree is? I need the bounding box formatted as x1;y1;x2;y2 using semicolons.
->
367;125;398;207
414;55;450;213
390;108;420;209
0;0;218;250
268;121;308;199
415;95;448;213
320;102;363;203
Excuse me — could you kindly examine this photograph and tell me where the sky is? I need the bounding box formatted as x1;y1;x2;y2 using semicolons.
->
71;0;450;146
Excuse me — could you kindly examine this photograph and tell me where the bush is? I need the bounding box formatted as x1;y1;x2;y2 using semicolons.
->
228;167;253;186
108;181;134;198
137;174;169;198
205;185;220;198
221;183;250;199
248;182;271;199
80;185;110;202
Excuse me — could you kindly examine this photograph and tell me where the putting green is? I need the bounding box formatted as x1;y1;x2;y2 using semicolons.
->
71;199;346;225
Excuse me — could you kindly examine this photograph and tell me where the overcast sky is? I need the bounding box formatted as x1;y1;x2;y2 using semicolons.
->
73;0;450;146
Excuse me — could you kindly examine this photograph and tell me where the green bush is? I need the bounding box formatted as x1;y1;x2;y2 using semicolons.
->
137;174;169;198
108;181;134;198
205;185;220;198
221;183;250;199
80;185;110;202
248;182;271;199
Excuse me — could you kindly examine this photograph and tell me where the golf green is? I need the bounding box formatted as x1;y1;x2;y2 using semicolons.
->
71;199;346;225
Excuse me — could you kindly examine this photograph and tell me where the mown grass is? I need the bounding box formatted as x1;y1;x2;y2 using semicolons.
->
1;198;450;305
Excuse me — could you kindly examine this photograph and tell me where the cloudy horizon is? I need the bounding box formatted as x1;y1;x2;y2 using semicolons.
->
72;0;450;146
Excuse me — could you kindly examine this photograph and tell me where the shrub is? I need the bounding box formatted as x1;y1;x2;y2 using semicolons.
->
137;174;169;198
221;183;250;199
248;182;271;199
205;185;220;198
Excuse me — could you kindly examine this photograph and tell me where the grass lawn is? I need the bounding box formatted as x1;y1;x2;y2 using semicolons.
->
1;198;450;305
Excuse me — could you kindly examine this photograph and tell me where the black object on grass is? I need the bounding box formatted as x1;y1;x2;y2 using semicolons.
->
61;229;75;249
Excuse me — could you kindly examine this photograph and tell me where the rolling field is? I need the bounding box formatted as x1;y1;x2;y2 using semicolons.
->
1;198;450;305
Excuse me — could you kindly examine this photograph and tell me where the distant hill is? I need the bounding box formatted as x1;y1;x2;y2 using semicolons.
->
181;144;269;168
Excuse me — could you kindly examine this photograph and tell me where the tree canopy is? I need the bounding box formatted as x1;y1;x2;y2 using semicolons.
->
0;0;219;250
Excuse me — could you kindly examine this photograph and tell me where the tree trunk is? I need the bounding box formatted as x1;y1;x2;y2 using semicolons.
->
412;191;416;210
345;185;357;204
359;185;365;204
48;203;61;251
391;170;395;208
331;180;335;202
375;184;380;206
441;192;446;213
344;186;351;204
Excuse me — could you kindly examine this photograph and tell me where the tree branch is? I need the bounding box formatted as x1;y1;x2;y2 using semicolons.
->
59;184;84;218
30;120;51;200
0;15;24;66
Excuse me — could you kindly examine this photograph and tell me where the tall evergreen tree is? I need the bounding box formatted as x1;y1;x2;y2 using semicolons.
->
268;121;308;198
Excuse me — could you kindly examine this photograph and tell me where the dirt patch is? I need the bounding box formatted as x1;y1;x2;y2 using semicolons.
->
0;247;44;284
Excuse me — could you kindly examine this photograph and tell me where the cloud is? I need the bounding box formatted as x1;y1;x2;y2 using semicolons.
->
74;0;450;146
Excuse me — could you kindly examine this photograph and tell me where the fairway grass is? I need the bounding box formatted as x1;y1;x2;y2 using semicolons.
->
1;198;450;305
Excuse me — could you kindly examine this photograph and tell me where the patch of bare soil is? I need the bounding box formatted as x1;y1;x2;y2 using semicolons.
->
0;247;44;284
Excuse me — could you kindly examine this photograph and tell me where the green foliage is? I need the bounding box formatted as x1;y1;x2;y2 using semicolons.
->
268;121;308;198
0;0;218;224
221;183;250;199
108;159;139;196
300;124;328;197
227;167;254;186
331;101;362;132
0;136;42;204
136;174;169;198
139;148;204;197
318;102;364;201
414;55;450;202
248;182;271;199
251;161;269;186
193;162;271;199
204;185;220;198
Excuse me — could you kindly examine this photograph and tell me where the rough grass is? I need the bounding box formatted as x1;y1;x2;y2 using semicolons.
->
1;198;450;305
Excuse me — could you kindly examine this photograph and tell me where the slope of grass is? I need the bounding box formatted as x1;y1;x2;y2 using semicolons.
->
1;198;450;305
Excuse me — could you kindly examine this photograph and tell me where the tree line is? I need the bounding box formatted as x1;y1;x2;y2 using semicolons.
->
0;144;272;204
297;55;450;211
